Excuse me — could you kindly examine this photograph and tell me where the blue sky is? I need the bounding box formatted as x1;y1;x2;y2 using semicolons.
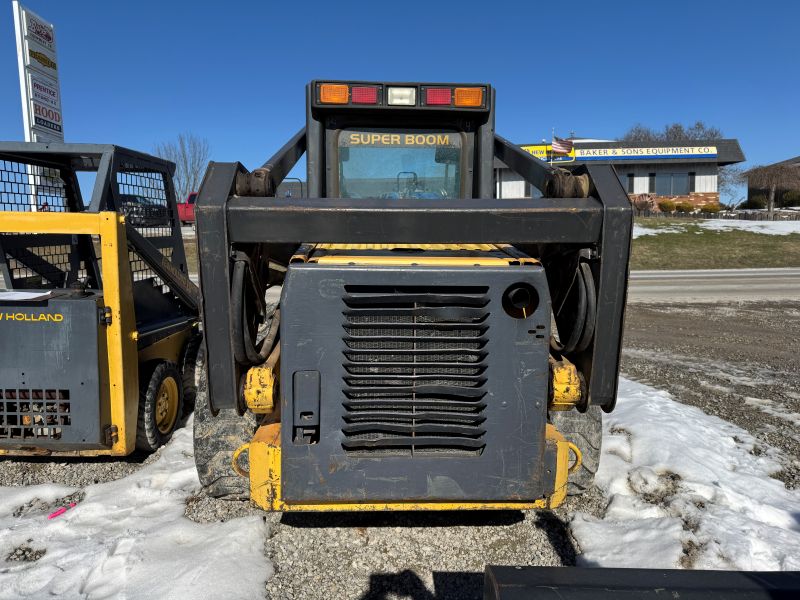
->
1;0;798;182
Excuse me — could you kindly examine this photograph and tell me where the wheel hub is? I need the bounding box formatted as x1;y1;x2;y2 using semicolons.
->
155;376;179;434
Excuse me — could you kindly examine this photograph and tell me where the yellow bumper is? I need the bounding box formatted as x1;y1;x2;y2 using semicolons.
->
235;421;579;512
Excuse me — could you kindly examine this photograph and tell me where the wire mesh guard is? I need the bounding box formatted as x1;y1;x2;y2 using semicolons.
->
0;159;85;288
116;166;175;283
1;151;185;300
0;159;69;212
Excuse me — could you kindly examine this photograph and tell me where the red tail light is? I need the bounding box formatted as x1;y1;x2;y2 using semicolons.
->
425;88;452;106
351;86;379;104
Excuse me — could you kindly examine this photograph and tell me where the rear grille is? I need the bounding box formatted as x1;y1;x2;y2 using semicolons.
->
341;285;489;456
0;389;71;441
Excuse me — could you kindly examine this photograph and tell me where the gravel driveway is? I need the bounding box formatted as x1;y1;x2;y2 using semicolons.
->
259;488;606;600
621;300;800;489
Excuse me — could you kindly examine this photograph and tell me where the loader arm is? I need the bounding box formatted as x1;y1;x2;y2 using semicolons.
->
197;142;631;414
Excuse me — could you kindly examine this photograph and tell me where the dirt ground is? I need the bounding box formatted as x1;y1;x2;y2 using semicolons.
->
621;301;800;489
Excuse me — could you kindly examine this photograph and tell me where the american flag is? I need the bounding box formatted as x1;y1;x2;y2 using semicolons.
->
551;136;573;154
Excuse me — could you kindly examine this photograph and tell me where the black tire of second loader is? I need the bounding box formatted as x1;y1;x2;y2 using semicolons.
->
136;361;184;451
192;344;258;499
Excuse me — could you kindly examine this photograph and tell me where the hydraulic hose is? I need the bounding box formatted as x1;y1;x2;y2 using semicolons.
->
259;309;280;359
231;258;280;367
231;259;250;365
574;262;596;353
551;261;596;355
240;288;263;365
242;300;280;364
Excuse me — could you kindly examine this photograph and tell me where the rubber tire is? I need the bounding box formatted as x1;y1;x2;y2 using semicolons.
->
180;331;203;417
574;262;597;354
136;361;184;452
551;266;587;355
192;345;258;499
550;405;603;495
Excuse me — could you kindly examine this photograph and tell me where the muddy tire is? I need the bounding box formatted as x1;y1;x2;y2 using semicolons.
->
179;331;203;417
550;405;602;495
192;346;257;499
136;361;183;452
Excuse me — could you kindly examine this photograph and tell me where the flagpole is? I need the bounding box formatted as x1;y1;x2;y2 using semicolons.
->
550;127;554;166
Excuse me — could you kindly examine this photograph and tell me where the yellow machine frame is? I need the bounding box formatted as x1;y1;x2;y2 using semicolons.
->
235;419;580;512
0;211;190;457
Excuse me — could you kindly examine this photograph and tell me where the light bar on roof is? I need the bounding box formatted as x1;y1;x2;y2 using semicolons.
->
314;81;488;110
319;83;348;104
387;87;416;106
454;87;483;107
351;86;379;104
425;87;452;106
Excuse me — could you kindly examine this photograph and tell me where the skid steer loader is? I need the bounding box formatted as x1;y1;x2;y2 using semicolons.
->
0;143;200;456
193;81;632;510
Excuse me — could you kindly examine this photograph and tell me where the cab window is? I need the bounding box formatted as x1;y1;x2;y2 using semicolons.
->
337;129;462;199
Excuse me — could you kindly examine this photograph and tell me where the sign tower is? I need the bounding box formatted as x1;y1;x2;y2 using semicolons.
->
12;2;63;142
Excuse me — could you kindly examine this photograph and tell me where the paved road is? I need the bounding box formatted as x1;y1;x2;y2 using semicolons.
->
628;268;800;302
188;268;800;303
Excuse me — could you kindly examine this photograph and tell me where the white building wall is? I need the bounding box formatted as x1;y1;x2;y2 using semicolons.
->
615;164;717;194
693;164;717;192
496;162;718;198
495;169;528;198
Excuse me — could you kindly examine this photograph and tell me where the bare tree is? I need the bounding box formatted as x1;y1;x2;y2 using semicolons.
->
718;165;745;203
620;124;660;144
745;163;800;216
154;133;210;201
621;121;723;144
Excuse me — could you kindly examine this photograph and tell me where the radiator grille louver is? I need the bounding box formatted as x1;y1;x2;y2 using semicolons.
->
341;285;489;456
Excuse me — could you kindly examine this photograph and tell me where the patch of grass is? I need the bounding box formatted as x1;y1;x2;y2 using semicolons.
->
184;237;198;275
182;220;800;275
632;219;800;270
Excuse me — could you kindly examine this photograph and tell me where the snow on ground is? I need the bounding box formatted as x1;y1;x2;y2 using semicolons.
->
697;219;800;236
744;396;800;428
4;378;799;595
0;421;270;600
571;378;800;571
632;223;684;238
633;218;800;239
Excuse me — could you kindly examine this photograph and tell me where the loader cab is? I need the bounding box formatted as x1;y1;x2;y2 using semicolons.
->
194;78;634;510
307;81;497;200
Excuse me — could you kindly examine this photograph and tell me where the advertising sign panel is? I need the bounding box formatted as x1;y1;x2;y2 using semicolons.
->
573;146;718;161
520;144;575;163
13;2;63;142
